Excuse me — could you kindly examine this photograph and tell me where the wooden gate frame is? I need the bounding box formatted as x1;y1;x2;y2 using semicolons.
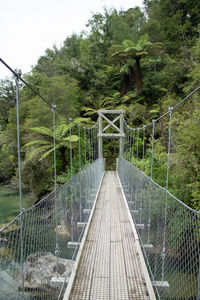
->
98;109;125;158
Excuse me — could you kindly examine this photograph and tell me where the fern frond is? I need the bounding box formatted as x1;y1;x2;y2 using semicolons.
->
27;145;52;161
40;147;56;161
22;140;50;150
30;127;53;138
63;135;79;143
55;123;70;138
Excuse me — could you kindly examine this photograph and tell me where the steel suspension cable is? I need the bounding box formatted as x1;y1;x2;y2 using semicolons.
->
69;119;74;242
0;57;99;131
78;124;83;222
131;129;135;163
122;86;200;131
88;128;91;163
128;130;131;162
136;128;140;167
78;125;81;171
15;70;24;296
147;120;155;245
84;127;87;166
91;128;94;163
130;130;133;162
52;105;59;277
142;126;146;172
128;129;132;162
126;128;129;160
150;121;155;180
161;107;173;282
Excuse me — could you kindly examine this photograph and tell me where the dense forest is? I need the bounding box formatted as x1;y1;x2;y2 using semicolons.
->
0;0;199;210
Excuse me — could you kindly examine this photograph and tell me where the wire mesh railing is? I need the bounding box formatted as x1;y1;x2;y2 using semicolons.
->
0;158;104;300
118;157;200;300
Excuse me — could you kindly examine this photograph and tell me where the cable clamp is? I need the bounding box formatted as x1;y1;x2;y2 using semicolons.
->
161;247;166;260
52;104;56;111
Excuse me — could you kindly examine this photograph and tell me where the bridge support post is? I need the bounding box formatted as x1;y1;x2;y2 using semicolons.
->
98;110;125;158
120;112;124;157
198;264;200;300
98;114;103;158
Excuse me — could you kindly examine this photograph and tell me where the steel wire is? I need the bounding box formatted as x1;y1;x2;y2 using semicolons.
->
118;157;200;300
0;158;104;300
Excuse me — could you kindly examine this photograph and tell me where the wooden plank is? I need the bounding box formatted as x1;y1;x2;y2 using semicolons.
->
90;277;109;299
136;224;145;229
131;209;139;214
63;171;105;300
68;177;107;299
99;109;124;114
83;209;91;214
103;114;121;132
117;172;156;300
67;171;156;300
98;133;125;138
77;222;87;228
68;242;80;249
153;281;170;288
90;179;110;299
117;180;149;299
110;241;129;300
143;244;153;249
101;113;122;133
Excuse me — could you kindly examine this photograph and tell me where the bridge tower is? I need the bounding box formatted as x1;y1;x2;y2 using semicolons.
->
98;109;125;158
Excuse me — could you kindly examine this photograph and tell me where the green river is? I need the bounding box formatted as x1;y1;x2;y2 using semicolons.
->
0;184;32;226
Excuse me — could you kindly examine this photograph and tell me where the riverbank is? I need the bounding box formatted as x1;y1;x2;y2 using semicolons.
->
0;185;32;225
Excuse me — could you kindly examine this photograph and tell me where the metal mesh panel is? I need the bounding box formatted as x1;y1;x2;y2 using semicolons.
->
118;157;200;300
0;158;104;300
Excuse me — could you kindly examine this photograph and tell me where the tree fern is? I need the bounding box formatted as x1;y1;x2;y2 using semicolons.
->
26;145;52;161
22;140;50;150
30;127;53;137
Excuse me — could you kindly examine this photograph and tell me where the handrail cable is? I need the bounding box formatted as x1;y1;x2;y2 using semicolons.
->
0;57;98;129
123;84;200;131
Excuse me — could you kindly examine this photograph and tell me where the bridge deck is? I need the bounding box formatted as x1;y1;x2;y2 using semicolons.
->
67;171;155;300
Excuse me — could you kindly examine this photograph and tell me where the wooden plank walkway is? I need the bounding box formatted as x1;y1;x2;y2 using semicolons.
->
65;171;155;300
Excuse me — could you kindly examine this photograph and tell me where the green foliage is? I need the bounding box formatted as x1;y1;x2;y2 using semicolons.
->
0;79;16;130
0;2;199;209
111;34;163;96
82;97;113;118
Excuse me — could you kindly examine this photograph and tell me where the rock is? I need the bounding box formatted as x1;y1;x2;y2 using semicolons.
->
0;223;19;233
0;270;32;300
0;247;12;259
18;252;74;297
40;211;53;221
0;238;8;243
55;220;70;237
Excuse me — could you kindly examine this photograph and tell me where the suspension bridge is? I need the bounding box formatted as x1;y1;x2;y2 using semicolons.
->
0;59;200;300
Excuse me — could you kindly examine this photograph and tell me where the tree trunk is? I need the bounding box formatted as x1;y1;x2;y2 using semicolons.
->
121;66;134;96
60;146;67;171
121;73;130;96
135;57;142;96
128;65;134;91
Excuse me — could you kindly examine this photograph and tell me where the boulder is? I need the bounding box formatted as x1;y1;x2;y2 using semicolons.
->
18;252;74;298
0;270;31;300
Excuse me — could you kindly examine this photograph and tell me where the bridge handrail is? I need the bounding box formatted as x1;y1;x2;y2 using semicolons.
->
118;157;200;300
119;157;200;214
122;84;200;131
0;158;104;300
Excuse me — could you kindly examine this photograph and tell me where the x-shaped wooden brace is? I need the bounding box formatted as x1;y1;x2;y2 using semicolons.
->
101;113;123;134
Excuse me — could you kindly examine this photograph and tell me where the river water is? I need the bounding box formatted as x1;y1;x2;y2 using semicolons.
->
0;185;32;226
